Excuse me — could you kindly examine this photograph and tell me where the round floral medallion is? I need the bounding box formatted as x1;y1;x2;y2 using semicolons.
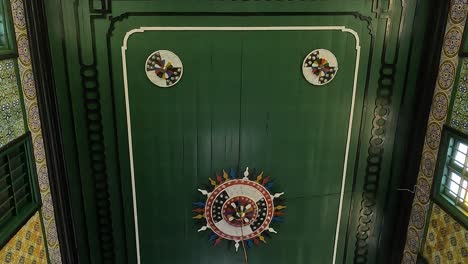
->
46;219;59;246
221;196;259;227
42;192;54;220
38;164;49;192
203;179;274;241
11;0;26;30
431;92;449;121
17;33;31;66
402;251;415;264
416;178;431;204
33;135;45;162
425;122;442;150
450;0;468;24
420;151;436;178
145;50;183;87
438;60;456;90
410;203;426;230
407;227;420;253
193;168;285;250
28;102;41;133
302;49;339;85
22;69;36;100
49;247;62;263
443;27;463;58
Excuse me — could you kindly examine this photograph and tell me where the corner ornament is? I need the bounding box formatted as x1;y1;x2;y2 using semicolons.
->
303;49;339;85
145;50;183;87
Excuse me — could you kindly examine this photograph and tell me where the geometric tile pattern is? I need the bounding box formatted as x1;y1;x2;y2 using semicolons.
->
422;204;468;264
0;59;25;147
450;57;468;134
9;0;62;262
0;212;47;264
402;0;468;263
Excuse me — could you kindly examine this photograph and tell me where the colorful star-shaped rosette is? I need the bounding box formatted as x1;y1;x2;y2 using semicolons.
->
193;167;285;251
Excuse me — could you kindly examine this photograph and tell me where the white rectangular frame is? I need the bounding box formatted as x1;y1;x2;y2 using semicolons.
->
121;26;361;264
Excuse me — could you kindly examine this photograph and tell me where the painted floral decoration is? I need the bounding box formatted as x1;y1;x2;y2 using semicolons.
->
303;49;339;85
193;167;285;251
145;50;183;87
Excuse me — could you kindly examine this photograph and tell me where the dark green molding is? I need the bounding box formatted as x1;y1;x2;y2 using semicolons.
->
23;0;82;262
387;0;450;262
42;0;438;263
38;210;52;264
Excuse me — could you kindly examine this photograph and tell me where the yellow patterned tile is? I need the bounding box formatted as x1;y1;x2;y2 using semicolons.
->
423;204;468;264
0;212;47;264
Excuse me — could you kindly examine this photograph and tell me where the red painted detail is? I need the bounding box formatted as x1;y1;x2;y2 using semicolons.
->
204;179;275;241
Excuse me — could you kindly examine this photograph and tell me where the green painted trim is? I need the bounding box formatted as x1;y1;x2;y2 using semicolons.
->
459;18;468;57
447;57;465;131
0;0;17;59
25;132;41;205
38;209;52;264
418;201;433;255
13;59;28;135
416;253;429;264
431;126;468;229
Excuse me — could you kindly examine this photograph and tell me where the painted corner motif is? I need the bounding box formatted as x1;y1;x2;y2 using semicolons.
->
302;49;339;86
145;50;183;88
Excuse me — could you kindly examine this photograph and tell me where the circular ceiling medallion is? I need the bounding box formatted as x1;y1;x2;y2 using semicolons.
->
145;50;183;87
302;49;338;86
193;168;285;251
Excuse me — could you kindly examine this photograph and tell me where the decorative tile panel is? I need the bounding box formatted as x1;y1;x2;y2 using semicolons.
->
9;0;61;262
450;57;468;133
0;212;47;264
402;0;468;263
0;58;24;147
423;204;468;264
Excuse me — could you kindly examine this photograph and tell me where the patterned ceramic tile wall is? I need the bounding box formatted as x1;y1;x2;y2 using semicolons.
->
423;204;468;264
0;59;25;147
5;0;61;262
450;57;468;134
0;212;47;264
402;0;468;263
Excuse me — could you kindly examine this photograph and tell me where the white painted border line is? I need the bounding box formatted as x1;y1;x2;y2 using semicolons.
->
121;26;361;264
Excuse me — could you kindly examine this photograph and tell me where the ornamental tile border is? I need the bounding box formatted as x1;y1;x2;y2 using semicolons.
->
402;0;468;263
9;0;62;263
